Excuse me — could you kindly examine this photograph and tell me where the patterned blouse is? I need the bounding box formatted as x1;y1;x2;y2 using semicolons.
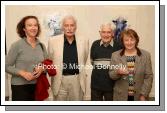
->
126;56;136;97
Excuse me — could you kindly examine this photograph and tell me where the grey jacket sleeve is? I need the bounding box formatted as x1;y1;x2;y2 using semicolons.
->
140;52;153;97
5;43;20;75
109;53;121;80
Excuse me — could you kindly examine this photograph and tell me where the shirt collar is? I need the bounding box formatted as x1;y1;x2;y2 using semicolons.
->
100;39;114;47
64;35;76;44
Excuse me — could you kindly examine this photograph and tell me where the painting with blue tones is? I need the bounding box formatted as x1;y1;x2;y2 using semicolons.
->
112;17;127;47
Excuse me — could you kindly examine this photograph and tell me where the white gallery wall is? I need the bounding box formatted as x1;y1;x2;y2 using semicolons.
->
5;5;155;100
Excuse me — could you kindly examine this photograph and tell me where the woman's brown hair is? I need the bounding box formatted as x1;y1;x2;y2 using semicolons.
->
120;28;141;56
16;16;41;38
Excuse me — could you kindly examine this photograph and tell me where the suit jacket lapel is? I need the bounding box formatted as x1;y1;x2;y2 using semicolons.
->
59;36;64;72
76;36;81;66
120;55;127;66
134;55;141;75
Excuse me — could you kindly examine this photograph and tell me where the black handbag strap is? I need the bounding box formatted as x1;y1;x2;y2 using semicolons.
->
39;43;44;52
39;43;45;59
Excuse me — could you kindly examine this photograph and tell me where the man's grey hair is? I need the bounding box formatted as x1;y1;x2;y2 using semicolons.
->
100;22;115;31
61;15;77;29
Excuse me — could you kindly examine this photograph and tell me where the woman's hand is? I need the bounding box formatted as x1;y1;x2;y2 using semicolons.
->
139;95;146;101
18;70;36;81
33;66;45;78
117;68;129;75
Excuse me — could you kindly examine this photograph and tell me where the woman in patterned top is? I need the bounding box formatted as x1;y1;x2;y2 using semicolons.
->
109;28;153;101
